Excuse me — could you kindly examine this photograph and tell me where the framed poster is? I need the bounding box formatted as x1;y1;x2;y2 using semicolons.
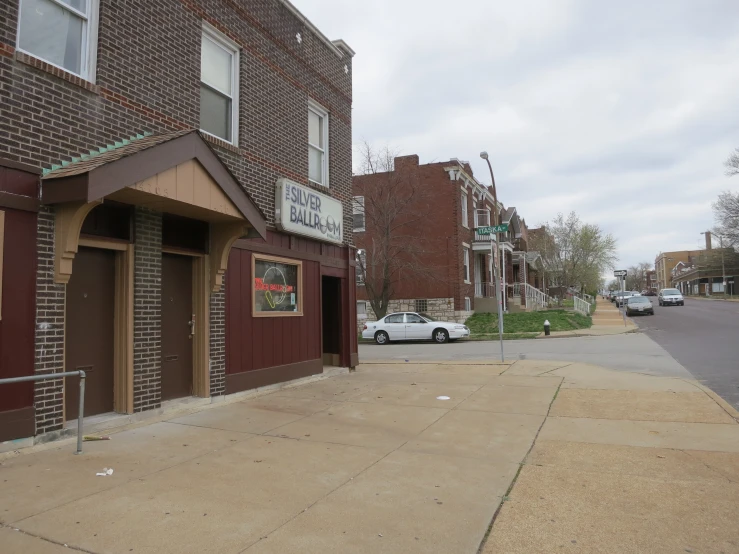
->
252;253;303;317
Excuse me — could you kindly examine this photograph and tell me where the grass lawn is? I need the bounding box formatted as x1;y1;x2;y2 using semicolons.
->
466;309;592;335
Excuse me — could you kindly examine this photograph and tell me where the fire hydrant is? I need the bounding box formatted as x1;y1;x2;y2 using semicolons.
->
544;320;551;336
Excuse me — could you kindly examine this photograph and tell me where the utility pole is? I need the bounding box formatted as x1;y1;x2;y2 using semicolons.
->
480;151;505;362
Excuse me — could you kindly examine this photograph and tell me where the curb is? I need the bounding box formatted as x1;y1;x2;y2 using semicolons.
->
691;381;739;421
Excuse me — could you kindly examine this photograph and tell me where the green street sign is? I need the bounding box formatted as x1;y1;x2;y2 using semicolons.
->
476;224;509;235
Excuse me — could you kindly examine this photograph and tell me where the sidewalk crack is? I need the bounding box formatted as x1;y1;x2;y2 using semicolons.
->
476;379;563;554
1;523;99;553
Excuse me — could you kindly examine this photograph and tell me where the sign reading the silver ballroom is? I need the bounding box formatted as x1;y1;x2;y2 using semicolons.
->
275;178;343;244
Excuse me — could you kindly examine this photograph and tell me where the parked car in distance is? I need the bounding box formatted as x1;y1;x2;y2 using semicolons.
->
644;290;657;296
626;295;654;316
362;312;470;345
615;291;641;307
658;288;684;306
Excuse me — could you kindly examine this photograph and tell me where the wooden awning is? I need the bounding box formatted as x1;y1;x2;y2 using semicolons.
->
42;130;266;237
43;130;267;289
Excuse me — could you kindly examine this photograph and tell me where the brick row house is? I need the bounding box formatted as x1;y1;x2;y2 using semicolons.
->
0;0;357;445
353;155;546;327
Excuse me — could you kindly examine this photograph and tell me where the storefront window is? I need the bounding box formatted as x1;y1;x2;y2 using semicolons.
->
252;254;303;316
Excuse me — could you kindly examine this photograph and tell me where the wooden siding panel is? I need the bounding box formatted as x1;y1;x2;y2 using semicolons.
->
0;166;39;197
0;209;37;414
226;248;324;376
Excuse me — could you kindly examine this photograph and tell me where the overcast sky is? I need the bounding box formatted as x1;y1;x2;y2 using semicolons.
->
298;0;739;271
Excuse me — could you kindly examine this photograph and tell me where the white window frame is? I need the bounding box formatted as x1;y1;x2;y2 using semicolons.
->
17;0;100;81
463;247;470;283
473;199;478;227
308;100;329;187
352;196;365;232
357;301;367;317
200;22;240;145
461;192;469;228
464;297;471;312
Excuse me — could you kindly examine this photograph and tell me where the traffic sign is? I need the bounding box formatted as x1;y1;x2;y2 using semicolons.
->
477;224;509;235
613;270;627;277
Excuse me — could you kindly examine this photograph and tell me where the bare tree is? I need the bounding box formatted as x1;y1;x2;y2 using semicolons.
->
712;191;739;247
529;212;617;296
625;262;652;291
725;148;739;177
354;142;437;319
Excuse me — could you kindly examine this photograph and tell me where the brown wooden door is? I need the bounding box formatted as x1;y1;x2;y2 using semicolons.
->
161;254;193;401
65;247;115;420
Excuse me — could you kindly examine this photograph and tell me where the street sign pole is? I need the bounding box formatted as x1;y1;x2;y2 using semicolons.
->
614;270;627;326
492;236;504;362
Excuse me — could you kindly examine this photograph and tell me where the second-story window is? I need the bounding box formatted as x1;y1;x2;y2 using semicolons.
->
200;24;239;144
353;196;365;232
461;192;469;228
463;247;470;282
309;102;329;186
17;0;99;79
473;199;478;227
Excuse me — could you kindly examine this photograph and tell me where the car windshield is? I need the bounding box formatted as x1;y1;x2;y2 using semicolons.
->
663;289;681;295
628;296;650;304
419;313;436;322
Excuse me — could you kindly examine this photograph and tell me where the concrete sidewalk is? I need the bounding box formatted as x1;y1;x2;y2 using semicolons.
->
539;296;637;338
1;360;737;553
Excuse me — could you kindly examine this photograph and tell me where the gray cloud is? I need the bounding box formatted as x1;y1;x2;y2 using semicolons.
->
298;0;739;270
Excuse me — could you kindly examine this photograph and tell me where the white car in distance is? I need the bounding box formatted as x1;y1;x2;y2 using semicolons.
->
362;312;470;345
658;288;685;306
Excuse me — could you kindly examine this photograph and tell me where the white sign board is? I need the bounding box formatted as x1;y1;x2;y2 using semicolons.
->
275;178;343;244
613;270;627;277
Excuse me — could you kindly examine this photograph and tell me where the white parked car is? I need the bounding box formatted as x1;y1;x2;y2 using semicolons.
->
362;312;470;344
658;288;684;306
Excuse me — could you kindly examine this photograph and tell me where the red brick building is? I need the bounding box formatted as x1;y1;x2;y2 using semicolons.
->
0;0;356;445
353;155;545;325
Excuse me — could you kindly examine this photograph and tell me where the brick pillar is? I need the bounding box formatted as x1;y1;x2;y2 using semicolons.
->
133;208;162;412
34;207;65;435
209;278;226;397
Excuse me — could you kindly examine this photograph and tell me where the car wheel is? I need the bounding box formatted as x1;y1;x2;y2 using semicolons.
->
374;331;389;345
680;302;684;306
433;328;449;344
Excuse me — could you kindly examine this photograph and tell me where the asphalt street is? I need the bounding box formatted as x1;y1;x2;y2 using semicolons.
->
358;333;693;378
629;296;739;410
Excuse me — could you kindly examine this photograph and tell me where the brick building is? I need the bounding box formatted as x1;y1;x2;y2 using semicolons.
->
353;155;544;327
655;250;704;291
0;0;357;445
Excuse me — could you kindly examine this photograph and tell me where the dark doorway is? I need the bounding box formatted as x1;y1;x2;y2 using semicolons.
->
65;247;116;420
161;253;193;401
321;276;342;366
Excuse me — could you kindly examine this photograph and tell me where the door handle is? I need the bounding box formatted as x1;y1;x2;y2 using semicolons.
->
188;314;195;339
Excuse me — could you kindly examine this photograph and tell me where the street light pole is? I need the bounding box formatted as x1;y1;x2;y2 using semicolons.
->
480;151;505;362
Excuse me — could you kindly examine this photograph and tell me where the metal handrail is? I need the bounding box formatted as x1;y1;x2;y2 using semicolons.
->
0;371;86;454
507;283;551;310
474;282;496;298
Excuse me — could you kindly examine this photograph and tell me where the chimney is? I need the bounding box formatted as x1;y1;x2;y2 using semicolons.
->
705;231;712;250
393;154;419;172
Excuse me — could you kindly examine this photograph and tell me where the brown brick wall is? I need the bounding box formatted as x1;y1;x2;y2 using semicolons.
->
133;208;162;413
355;159;495;313
0;0;353;242
33;207;65;435
1;0;353;429
209;284;226;397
